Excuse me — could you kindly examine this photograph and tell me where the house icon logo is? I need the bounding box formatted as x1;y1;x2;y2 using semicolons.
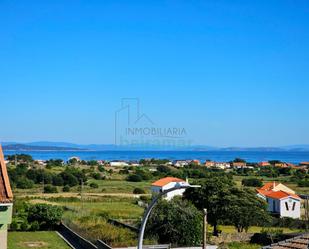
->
114;98;191;148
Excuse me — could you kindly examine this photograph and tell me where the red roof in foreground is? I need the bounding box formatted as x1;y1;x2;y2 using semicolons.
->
257;189;300;200
259;182;278;191
152;177;186;187
0;145;13;203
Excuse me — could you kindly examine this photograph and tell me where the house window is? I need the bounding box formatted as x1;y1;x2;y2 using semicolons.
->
292;202;296;211
285;202;289;211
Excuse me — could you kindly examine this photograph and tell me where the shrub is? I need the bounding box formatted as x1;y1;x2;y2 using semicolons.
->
44;185;58;193
29;221;40;231
90;182;99;188
20;221;29;231
133;188;145;194
126;174;142;182
62;185;70;192
9;220;19;231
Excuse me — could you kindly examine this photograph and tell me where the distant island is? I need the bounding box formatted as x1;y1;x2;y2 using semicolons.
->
3;144;87;151
1;141;309;152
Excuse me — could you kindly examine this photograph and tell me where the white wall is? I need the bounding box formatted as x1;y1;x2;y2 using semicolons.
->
279;197;300;219
151;181;187;200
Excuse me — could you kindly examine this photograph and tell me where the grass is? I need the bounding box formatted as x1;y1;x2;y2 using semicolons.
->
217;225;303;234
28;195;144;220
8;231;70;249
87;179;152;193
62;198;144;219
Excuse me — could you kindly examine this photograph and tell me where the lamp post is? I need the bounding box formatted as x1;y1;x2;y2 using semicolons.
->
137;183;200;249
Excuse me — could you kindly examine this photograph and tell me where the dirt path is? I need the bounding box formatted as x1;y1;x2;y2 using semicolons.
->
19;192;151;198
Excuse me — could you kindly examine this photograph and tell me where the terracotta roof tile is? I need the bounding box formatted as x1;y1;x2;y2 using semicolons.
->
263;234;309;249
264;190;300;200
260;182;278;191
151;177;185;187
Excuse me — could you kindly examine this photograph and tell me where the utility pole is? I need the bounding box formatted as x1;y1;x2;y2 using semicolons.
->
80;179;84;213
203;209;208;249
305;195;309;231
42;164;45;195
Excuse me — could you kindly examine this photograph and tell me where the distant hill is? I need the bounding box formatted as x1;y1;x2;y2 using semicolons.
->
3;144;86;151
1;141;309;151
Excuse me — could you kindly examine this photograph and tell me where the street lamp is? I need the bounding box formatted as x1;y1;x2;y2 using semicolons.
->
137;183;200;249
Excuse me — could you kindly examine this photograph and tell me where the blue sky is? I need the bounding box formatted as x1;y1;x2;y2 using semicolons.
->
1;0;308;146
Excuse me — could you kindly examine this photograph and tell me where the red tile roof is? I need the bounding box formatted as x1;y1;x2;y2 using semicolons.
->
257;182;300;200
258;189;300;200
260;182;278;191
264;190;300;200
151;177;185;187
263;233;309;249
0;145;13;203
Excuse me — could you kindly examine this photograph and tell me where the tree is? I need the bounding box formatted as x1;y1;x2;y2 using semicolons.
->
242;178;263;187
228;188;271;232
133;188;145;194
44;185;58;193
89;182;99;188
52;175;64;186
59;171;79;187
7;154;33;162
233;158;246;163
46;159;64;167
127;174;142;182
62;185;70;192
27;204;63;230
146;198;202;246
87;160;98;166
16;177;34;189
184;175;234;236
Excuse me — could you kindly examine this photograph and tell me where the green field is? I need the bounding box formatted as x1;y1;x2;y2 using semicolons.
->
216;225;303;234
8;231;70;249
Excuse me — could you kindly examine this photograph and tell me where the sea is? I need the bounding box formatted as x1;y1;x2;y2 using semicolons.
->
3;150;309;164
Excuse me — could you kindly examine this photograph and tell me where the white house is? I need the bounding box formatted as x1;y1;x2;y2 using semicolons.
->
151;177;188;200
214;162;231;169
109;161;129;167
173;160;190;168
257;182;301;219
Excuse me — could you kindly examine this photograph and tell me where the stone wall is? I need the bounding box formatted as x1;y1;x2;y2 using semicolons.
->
209;232;254;245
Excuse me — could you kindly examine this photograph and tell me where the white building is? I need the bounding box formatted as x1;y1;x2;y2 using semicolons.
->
257;182;301;219
151;177;188;200
109;161;129;167
173;160;190;168
214;162;231;169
